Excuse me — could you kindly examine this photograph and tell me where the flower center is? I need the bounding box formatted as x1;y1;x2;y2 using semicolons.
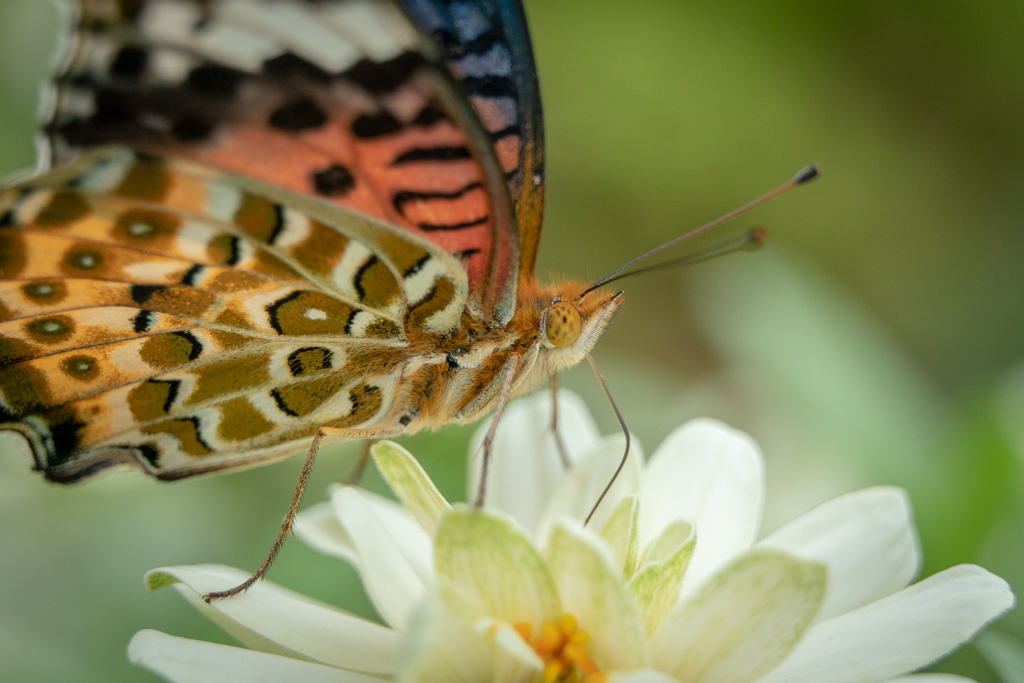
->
515;614;601;683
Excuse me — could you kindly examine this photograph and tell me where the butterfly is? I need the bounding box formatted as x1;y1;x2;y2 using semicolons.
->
0;0;623;491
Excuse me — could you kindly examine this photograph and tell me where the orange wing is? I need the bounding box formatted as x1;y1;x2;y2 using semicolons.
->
44;0;520;323
403;0;546;277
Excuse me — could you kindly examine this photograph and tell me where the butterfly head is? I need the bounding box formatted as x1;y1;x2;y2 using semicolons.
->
533;283;622;371
542;299;582;347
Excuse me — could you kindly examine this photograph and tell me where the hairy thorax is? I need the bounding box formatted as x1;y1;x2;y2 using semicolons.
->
396;277;622;432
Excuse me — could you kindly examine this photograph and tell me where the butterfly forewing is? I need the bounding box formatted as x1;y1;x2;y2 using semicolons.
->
45;0;521;323
401;0;546;274
0;148;468;481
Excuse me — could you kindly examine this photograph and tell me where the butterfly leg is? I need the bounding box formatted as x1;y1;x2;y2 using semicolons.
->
474;353;522;507
549;373;571;468
203;426;400;602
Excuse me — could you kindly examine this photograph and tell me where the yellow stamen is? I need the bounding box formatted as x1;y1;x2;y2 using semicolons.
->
564;643;599;675
522;613;602;682
535;622;565;656
544;659;569;683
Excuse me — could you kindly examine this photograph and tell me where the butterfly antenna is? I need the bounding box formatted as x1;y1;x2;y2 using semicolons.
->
579;165;819;298
595;226;767;288
583;352;630;526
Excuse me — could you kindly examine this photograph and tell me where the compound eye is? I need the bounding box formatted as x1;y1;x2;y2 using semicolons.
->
545;301;582;347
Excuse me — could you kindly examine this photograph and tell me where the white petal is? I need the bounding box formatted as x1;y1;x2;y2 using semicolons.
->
332;487;430;630
296;487;434;584
399;597;517;683
882;676;979;683
434;506;561;629
546;524;649;669
468;390;600;534
145;566;400;673
536;433;643;544
639;419;764;596
292;501;358;565
601;494;641;580
650;549;826;683
605;671;682;683
127;630;381;683
372;440;451;535
759;565;1015;683
330;485;434;580
477;618;546;683
758;486;920;621
628;521;696;637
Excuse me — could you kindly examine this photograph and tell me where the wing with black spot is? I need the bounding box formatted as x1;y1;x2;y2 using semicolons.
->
43;0;520;322
401;0;546;276
0;148;463;481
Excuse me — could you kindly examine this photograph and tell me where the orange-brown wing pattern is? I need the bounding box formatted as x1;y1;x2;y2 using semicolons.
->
402;0;546;276
0;149;467;481
45;0;519;322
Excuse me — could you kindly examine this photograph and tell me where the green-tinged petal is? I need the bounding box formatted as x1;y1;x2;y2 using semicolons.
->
292;501;358;565
650;549;826;683
144;566;400;674
372;441;451;535
975;630;1024;683
759;486;919;622
536;433;643;544
882;676;978;683
332;487;430;630
127;630;381;683
468;389;600;534
605;671;681;683
434;506;560;630
639;419;764;597
602;494;641;580
641;519;695;566
757;565;1014;683
628;520;696;637
546;524;648;669
399;596;541;683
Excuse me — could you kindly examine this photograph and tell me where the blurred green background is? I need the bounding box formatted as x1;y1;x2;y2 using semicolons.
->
1;0;1022;680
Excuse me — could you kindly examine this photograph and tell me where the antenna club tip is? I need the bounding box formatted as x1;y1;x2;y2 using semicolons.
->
751;226;769;244
793;165;820;185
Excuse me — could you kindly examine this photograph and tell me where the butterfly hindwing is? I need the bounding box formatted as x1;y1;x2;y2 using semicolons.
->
0;148;467;481
401;0;546;274
45;0;520;322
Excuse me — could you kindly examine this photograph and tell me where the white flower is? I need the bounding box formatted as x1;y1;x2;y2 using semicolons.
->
128;391;1014;683
129;565;401;681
